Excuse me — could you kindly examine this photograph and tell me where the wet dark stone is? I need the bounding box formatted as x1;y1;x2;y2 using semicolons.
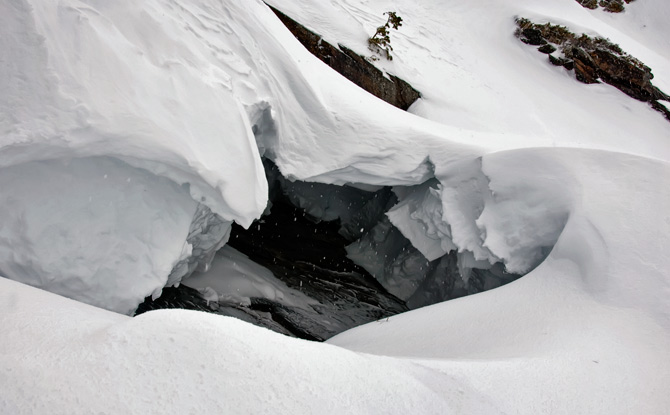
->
137;187;408;341
227;193;408;339
574;58;599;84
548;54;570;68
520;28;547;46
136;285;213;314
267;4;421;110
538;44;557;54
577;0;598;9
587;47;657;101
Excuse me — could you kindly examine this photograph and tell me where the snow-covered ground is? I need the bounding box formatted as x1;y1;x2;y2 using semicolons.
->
1;0;669;413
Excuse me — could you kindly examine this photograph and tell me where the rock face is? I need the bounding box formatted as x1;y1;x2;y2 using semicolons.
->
268;5;421;111
576;0;635;13
516;18;670;122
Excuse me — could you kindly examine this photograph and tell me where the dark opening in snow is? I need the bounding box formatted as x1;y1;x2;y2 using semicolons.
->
138;160;521;341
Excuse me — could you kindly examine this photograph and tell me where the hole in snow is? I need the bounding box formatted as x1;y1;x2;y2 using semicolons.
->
139;159;527;341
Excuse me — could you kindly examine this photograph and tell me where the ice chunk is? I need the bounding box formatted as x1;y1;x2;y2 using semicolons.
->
387;179;457;261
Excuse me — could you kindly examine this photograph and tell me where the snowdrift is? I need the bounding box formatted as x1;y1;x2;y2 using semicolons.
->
4;0;669;314
1;276;495;415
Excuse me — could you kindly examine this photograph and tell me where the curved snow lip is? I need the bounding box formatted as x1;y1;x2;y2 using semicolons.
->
0;156;202;314
2;0;269;227
329;147;670;356
1;0;273;313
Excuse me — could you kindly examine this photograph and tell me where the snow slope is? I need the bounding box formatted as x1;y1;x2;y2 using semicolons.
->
331;148;670;413
4;0;669;311
267;0;670;157
0;277;501;415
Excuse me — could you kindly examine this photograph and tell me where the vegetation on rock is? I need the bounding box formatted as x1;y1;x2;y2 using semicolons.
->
268;6;420;110
368;12;403;60
576;0;636;13
515;17;670;121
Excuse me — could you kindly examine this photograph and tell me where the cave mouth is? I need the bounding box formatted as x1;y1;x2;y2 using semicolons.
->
138;160;522;341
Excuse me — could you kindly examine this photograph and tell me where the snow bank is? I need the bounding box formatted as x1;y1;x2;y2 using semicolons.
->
2;0;669;412
1;0;271;312
0;276;503;415
0;157;198;314
330;148;670;414
5;0;668;317
1;0;485;313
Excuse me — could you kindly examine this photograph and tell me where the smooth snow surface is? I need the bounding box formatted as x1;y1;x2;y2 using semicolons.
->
0;157;197;314
0;277;501;415
183;245;317;309
2;0;670;413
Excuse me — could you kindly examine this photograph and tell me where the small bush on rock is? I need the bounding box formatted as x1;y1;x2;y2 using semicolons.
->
368;11;403;60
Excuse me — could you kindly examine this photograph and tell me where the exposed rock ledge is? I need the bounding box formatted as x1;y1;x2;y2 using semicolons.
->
516;18;670;122
268;5;421;111
576;0;635;13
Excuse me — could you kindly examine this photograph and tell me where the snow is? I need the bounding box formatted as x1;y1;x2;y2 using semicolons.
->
183;245;316;309
1;0;670;413
387;179;456;262
1;0;270;311
266;0;670;160
0;276;500;415
330;149;670;413
0;156;198;314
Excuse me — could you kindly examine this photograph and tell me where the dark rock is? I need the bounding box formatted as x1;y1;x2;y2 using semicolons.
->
227;192;409;340
601;0;625;13
651;100;670;122
587;47;656;101
573;58;599;84
548;55;574;70
537;43;556;55
268;5;421;111
575;0;630;12
538;44;557;54
570;48;599;83
249;298;326;341
577;0;599;9
521;28;547;46
135;286;299;338
136;285;213;314
518;18;670;121
548;55;562;66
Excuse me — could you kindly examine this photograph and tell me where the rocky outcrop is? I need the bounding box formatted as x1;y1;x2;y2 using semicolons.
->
268;5;421;111
576;0;635;13
516;18;670;122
